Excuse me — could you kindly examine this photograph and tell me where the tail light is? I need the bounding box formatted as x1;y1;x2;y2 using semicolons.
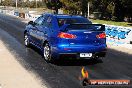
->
96;33;106;39
58;32;77;39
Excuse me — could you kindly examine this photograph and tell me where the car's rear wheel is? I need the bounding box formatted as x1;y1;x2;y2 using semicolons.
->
43;43;53;62
24;33;30;47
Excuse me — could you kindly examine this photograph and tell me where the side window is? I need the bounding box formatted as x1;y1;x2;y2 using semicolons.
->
45;16;52;28
34;17;41;24
41;15;48;26
34;16;44;26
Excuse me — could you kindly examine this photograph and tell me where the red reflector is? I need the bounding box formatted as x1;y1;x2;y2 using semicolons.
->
58;32;77;39
96;33;106;38
64;48;70;50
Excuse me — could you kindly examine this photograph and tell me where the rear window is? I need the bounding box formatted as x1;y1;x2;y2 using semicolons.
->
57;18;91;27
66;24;105;31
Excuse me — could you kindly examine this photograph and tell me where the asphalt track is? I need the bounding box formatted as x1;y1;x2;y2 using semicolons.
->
0;13;132;88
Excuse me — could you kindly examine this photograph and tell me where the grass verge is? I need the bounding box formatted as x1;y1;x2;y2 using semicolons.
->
90;19;132;27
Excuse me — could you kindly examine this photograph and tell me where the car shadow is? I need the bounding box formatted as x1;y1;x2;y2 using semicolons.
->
27;45;43;56
52;58;103;66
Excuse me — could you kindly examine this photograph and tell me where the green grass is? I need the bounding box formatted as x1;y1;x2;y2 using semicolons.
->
90;19;132;27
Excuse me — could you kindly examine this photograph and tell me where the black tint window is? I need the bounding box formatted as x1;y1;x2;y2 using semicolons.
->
58;18;91;27
66;24;105;31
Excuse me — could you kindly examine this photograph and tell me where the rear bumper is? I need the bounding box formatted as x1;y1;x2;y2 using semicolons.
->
59;51;106;59
51;44;107;59
54;44;106;52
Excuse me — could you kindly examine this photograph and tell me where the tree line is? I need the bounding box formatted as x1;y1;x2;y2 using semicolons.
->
0;0;46;8
0;0;132;22
45;0;132;22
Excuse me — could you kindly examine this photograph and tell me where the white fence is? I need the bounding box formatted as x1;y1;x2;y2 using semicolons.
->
0;9;40;21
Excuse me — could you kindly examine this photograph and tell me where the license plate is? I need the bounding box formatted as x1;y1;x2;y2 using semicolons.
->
80;53;92;57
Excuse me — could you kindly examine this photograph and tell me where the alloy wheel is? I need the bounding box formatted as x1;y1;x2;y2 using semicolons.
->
44;43;51;62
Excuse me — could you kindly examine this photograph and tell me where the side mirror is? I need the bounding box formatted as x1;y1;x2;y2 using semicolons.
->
28;21;34;26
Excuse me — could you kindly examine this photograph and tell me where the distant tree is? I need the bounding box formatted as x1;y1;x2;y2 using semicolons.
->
1;0;14;6
81;0;88;17
60;0;81;15
45;0;62;13
91;0;132;21
120;0;132;21
60;0;91;17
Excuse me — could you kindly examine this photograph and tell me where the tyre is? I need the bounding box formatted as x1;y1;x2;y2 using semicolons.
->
24;33;30;47
43;43;53;62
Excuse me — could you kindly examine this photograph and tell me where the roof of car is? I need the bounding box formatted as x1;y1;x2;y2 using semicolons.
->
43;13;84;18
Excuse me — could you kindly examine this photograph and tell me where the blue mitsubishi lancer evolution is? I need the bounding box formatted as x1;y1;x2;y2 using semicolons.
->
24;14;107;62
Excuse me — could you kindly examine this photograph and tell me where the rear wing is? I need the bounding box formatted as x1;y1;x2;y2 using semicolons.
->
60;23;105;32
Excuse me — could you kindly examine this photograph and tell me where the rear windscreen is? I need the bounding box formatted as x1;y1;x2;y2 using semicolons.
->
57;18;91;27
66;24;105;31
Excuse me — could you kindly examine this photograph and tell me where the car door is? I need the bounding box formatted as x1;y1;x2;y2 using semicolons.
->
42;15;53;44
29;16;44;46
32;15;53;48
37;15;53;48
35;15;50;48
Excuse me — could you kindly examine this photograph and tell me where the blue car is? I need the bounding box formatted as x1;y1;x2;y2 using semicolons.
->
24;14;107;62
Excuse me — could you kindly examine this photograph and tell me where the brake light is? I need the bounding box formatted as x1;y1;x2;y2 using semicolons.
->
96;33;106;38
58;32;77;39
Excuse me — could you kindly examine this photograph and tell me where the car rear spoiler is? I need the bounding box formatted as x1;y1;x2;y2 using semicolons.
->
60;23;105;32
